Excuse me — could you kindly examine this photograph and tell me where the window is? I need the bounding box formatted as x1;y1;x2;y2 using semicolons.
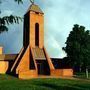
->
35;23;39;46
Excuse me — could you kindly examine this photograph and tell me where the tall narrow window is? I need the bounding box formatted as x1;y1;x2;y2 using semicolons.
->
35;23;39;46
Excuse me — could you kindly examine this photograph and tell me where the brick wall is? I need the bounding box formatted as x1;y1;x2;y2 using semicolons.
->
0;47;3;54
30;12;44;48
0;61;8;74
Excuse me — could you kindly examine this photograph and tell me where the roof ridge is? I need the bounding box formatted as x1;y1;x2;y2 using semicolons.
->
26;4;43;14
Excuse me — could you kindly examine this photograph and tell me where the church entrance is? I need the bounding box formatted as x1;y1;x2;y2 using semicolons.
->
37;62;44;75
35;23;39;46
36;60;50;75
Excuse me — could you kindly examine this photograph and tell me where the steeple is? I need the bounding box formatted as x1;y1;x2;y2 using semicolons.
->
24;3;44;48
27;4;43;14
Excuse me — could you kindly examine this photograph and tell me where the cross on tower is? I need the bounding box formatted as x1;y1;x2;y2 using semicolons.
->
30;0;34;4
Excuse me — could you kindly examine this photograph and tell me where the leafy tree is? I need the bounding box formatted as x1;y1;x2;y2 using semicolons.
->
63;24;90;78
14;0;23;4
0;0;23;34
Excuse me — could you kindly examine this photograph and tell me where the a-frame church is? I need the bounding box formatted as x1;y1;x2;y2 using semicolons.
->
0;3;73;79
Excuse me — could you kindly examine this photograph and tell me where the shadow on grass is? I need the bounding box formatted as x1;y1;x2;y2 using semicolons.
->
34;82;85;90
0;75;90;90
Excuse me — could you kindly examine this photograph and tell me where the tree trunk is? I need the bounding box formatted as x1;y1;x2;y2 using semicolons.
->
79;67;82;72
86;68;89;79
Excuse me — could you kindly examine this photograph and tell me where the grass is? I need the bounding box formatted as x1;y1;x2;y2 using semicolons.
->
0;74;90;90
75;72;90;79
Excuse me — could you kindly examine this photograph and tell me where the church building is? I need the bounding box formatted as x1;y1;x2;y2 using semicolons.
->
0;3;73;79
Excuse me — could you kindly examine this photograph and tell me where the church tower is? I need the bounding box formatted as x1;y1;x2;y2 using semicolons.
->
11;3;55;79
23;4;44;48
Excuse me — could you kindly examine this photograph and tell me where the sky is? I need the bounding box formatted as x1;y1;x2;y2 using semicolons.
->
0;0;90;58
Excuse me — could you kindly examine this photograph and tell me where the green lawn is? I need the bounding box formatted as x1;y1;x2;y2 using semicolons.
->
75;72;90;79
0;74;90;90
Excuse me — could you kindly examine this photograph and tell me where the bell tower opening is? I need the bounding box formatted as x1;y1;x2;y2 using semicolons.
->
35;23;39;47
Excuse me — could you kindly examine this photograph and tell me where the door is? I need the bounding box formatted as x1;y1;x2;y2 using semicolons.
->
36;60;50;75
37;62;44;75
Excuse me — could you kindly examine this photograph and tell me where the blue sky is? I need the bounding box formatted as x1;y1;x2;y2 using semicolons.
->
0;0;90;58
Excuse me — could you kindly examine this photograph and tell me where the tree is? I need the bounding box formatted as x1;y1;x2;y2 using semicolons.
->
0;0;23;34
63;24;90;78
14;0;23;4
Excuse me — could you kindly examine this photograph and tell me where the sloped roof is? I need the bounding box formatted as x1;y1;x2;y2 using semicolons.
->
32;47;46;60
0;54;17;61
27;4;43;14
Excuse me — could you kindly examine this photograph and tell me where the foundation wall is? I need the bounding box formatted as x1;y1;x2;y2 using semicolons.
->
51;69;73;77
0;61;8;74
19;70;37;79
61;69;73;77
51;69;62;76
